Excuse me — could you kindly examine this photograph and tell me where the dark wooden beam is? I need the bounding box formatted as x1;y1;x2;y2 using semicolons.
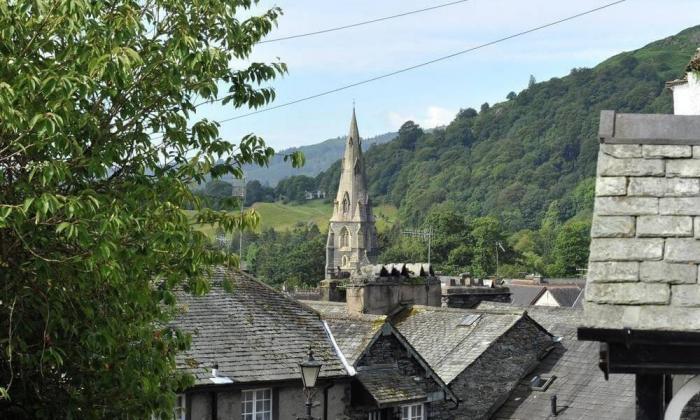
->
636;374;664;420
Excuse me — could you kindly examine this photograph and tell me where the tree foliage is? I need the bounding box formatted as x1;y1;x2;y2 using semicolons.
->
0;1;296;417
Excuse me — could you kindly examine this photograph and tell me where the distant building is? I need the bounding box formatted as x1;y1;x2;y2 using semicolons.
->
325;109;378;279
579;48;700;419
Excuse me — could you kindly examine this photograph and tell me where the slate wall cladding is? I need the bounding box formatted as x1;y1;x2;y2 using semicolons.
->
431;318;552;420
584;111;700;330
353;333;444;419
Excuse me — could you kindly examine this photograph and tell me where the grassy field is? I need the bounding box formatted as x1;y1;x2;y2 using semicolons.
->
189;199;398;236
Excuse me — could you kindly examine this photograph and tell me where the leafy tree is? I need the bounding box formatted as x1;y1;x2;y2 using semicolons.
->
0;1;298;418
547;219;592;276
245;180;275;206
480;102;490;113
246;224;325;287
528;74;536;88
506;91;517;100
469;216;509;278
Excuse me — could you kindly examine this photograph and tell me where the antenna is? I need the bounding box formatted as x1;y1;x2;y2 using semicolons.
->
402;226;434;265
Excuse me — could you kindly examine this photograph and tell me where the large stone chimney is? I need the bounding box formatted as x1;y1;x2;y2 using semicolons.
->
345;263;441;315
578;48;700;418
667;48;700;116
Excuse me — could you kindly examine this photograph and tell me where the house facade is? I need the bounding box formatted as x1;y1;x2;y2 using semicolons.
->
171;268;352;420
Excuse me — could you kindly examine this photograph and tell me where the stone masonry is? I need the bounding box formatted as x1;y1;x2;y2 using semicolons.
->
584;111;700;330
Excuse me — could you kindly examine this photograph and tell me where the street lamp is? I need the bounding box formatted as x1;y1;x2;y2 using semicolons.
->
299;349;323;420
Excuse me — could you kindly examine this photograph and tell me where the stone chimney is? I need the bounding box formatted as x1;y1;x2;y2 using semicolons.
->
667;48;700;115
583;110;700;330
345;263;441;315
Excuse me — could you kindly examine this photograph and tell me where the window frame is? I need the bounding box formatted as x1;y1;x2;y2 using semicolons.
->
241;388;273;420
400;403;425;420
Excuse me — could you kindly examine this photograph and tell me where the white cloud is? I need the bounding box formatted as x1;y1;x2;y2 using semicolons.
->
424;106;455;128
387;106;456;130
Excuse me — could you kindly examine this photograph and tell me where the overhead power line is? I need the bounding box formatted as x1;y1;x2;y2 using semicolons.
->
258;0;472;44
217;0;626;124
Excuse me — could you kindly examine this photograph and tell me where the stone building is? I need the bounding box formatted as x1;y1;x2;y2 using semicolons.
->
579;48;700;420
306;264;554;420
325;109;378;279
170;268;352;420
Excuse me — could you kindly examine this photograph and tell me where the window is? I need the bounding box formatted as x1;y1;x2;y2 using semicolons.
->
341;255;349;268
401;403;424;420
342;192;350;214
530;375;556;391
368;410;382;420
241;388;272;420
173;394;186;420
340;227;350;248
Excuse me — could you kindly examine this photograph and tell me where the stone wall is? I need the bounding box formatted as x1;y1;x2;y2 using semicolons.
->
442;287;511;309
432;317;552;420
346;277;441;315
585;113;700;330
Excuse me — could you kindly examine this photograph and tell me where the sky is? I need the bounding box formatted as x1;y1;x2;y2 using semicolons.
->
198;0;700;151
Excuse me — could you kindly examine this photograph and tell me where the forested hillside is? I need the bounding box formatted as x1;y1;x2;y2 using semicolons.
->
235;26;700;284
315;26;700;231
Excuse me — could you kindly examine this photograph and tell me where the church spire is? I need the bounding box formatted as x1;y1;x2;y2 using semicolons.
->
325;108;378;278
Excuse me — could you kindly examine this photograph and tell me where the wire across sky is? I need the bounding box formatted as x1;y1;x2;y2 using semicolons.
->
258;0;472;44
215;0;627;124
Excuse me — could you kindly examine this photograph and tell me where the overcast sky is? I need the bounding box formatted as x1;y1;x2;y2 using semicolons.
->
198;0;700;150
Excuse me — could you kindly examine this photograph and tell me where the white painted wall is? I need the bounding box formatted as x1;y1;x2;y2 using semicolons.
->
534;290;560;307
672;73;700;116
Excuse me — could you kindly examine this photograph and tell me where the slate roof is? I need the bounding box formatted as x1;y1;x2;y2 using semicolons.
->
478;302;636;419
171;268;348;386
507;285;545;306
391;306;539;384
303;301;385;366
356;367;427;406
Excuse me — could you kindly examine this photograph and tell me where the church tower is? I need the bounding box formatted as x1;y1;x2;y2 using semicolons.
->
325;109;378;278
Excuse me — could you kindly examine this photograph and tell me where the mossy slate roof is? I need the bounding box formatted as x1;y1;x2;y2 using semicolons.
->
303;301;385;366
479;303;636;420
391;306;529;384
356;367;427;406
307;301;539;386
171;268;347;386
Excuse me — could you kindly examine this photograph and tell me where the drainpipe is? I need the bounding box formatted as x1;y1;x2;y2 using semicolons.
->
210;391;218;420
322;382;334;420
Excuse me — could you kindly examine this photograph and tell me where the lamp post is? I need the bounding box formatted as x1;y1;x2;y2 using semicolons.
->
299;349;323;420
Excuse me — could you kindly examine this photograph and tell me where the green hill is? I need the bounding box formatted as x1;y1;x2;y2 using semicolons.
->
239;131;396;187
314;26;700;231
252;200;397;232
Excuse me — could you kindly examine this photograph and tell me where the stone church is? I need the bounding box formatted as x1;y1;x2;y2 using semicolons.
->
325;109;378;278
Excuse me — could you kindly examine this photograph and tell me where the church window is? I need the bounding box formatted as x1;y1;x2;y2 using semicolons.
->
340;227;350;248
341;255;348;268
342;192;350;214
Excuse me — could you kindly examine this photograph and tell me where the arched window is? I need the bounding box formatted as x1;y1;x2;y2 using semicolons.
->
341;255;349;268
340;227;350;248
342;192;350;214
